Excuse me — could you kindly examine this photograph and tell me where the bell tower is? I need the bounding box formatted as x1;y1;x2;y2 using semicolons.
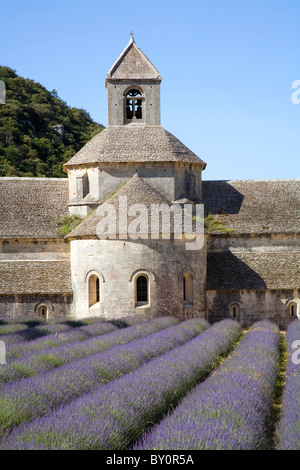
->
105;35;162;127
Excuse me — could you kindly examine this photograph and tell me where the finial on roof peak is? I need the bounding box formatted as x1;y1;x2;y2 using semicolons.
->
129;31;135;43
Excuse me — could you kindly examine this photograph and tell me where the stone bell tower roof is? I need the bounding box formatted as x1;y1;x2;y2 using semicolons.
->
105;36;162;127
64;125;206;167
106;36;161;83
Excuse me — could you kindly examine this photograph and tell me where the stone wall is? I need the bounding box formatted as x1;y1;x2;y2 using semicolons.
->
0;239;72;319
206;288;300;329
206;231;300;329
68;162;203;217
70;236;207;320
106;80;161;127
0;239;70;259
0;294;73;318
207;233;299;252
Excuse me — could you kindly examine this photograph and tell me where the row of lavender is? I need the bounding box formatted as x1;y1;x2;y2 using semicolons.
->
0;324;36;335
0;316;105;327
135;320;280;450
0;322;74;344
0;317;201;436
0;314;147;330
275;320;300;449
0;317;177;387
5;315;169;360
0;318;115;345
0;315;134;344
0;319;241;449
6;322;117;360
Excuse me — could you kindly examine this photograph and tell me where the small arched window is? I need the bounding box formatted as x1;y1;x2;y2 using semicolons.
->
38;305;48;319
230;303;240;320
183;273;193;306
125;89;143;121
89;274;100;307
136;275;148;306
96;277;100;302
290;302;297;318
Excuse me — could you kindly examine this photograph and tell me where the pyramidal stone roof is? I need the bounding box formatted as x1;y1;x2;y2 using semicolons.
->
67;173;175;238
106;37;161;82
64;125;205;167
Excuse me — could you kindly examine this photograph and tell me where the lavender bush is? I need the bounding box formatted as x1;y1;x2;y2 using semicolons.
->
0;328;53;345
0;324;29;335
0;317;46;326
0;318;208;437
0;319;241;449
0;321;91;345
0;316;90;326
135;320;280;450
6;322;117;361
0;316;107;332
33;324;73;334
0;316;177;387
275;320;300;450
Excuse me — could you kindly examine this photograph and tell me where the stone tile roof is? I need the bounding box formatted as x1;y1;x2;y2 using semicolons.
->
0;178;69;239
207;250;300;290
64;125;205;167
0;177;299;240
106;37;161;81
202;179;300;234
67;173;177;238
0;261;72;294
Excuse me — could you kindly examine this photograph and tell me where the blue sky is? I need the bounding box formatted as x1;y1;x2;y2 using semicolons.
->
1;0;299;180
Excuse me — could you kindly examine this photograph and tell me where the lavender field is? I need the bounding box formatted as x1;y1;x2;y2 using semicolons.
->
0;315;298;450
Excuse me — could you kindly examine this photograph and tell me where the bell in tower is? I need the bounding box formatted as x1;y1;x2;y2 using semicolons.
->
105;35;162;126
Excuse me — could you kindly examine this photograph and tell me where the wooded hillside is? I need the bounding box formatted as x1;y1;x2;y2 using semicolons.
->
0;66;104;177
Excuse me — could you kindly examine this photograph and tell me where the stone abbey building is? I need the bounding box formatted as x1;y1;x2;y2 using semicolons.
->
0;37;299;328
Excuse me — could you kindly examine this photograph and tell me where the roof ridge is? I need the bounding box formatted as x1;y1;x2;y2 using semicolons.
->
106;38;134;79
66;174;173;239
106;39;161;82
102;172;171;205
203;179;300;183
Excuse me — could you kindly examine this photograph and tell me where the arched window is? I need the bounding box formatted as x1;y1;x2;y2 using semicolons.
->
136;275;148;305
96;277;100;302
290;302;297;318
38;305;48;319
183;273;193;306
230;303;240;320
89;274;100;307
125;89;143;121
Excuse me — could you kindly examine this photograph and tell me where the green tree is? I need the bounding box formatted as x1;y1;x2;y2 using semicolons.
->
0;66;104;177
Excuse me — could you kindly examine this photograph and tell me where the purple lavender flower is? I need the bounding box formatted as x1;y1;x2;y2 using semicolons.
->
275;320;300;450
135;320;280;450
0;316;186;435
6;321;117;361
0;319;240;449
0;317;177;387
0;328;50;345
0;324;28;335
